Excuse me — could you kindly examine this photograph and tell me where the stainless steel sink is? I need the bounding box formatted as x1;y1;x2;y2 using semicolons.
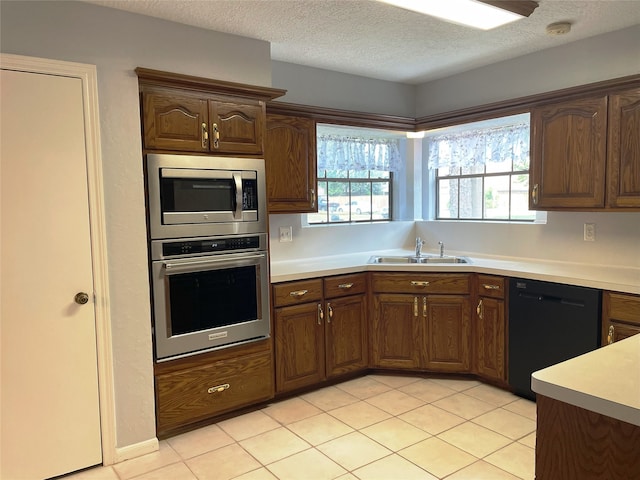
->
368;255;470;264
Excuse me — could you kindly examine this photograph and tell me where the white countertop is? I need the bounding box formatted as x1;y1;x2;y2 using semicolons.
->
532;335;640;426
270;249;640;295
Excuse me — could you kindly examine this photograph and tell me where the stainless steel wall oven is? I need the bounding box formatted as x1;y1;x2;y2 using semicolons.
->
145;153;270;361
151;233;270;361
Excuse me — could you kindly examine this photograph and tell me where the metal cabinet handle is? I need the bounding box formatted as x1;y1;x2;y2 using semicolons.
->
207;383;230;394
289;289;308;297
607;325;615;345
410;281;430;287
317;303;324;325
532;184;539;205
477;299;484;319
413;297;418;317
482;284;500;290
201;122;209;148
338;283;354;290
212;123;220;148
327;302;333;323
310;188;316;208
423;296;427;318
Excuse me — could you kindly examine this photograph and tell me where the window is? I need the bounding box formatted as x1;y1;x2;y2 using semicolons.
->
308;126;402;224
428;114;534;221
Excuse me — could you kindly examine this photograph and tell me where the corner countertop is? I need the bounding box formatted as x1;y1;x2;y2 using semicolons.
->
532;335;640;426
270;249;640;295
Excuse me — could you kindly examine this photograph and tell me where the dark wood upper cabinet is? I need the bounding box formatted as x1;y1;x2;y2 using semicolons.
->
607;88;640;208
136;68;285;156
530;96;608;209
265;113;317;213
530;87;640;211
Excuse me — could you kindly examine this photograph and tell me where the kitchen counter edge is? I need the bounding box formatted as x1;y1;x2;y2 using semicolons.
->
270;250;640;295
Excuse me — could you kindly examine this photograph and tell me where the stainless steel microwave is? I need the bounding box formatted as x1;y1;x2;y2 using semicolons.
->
146;154;267;239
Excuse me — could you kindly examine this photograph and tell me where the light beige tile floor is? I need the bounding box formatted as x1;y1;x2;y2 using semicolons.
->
66;375;536;480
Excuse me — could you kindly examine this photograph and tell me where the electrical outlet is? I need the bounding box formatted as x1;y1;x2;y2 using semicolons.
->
279;226;293;243
584;223;596;242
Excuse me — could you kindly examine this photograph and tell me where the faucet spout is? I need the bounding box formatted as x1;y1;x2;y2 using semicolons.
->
415;237;425;257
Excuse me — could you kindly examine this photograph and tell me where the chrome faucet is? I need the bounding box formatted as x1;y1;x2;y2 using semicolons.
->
438;241;445;258
415;237;425;257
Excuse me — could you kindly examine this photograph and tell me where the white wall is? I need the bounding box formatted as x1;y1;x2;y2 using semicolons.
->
1;0;272;449
272;60;416;117
415;25;640;117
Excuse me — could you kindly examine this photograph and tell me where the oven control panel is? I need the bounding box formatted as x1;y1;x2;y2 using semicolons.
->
151;234;266;260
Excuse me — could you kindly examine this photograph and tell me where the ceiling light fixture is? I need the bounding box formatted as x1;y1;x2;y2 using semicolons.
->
377;0;539;30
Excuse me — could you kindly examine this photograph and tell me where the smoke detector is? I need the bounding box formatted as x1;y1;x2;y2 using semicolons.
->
546;22;572;36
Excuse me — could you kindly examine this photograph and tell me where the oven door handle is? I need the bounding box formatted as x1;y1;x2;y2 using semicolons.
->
162;253;266;274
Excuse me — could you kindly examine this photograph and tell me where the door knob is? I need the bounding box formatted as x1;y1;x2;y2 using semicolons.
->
74;292;89;305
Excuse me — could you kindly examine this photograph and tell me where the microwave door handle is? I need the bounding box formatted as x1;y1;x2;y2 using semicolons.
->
163;253;266;274
233;172;243;220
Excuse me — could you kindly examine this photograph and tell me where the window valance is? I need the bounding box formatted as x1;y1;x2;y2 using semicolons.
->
317;135;403;172
428;123;529;170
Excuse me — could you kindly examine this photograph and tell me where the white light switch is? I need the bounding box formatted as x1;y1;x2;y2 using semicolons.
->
279;226;293;243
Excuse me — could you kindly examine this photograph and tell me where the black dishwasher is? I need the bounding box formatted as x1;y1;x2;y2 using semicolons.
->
508;277;601;400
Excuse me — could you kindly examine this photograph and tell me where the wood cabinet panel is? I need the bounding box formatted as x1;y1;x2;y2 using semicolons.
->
423;295;471;372
265;113;317;213
155;350;272;434
371;273;470;295
607;88;640;207
209;99;265;155
142;90;209;152
371;294;421;369
536;395;640;479
326;295;368;377
530;96;607;208
602;291;640;346
324;273;367;298
274;302;325;392
476;296;506;380
476;275;505;299
272;278;323;307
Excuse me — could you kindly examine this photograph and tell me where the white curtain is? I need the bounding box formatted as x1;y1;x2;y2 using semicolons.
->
428;123;529;170
317;135;403;172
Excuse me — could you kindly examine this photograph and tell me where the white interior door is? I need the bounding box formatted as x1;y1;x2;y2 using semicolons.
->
1;68;102;479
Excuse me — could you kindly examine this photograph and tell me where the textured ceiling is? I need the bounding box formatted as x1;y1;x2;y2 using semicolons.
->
84;0;640;84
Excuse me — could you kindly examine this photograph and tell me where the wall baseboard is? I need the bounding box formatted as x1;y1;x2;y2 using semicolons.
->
114;438;159;464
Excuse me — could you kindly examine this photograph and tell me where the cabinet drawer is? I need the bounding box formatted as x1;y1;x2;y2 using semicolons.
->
324;273;367;298
605;291;640;325
371;273;470;294
156;351;273;433
477;275;505;299
273;279;323;307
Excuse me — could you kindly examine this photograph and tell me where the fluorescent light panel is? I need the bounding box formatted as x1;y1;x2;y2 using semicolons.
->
378;0;524;30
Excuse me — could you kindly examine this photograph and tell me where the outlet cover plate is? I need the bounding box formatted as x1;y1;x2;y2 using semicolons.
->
279;226;293;243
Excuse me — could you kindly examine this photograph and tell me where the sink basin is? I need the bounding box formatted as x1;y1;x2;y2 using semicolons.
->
368;255;470;264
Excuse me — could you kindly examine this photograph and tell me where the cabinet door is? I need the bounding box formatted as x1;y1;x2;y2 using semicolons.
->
209;99;265;155
530;96;607;208
325;295;368;377
607;88;640;207
265;114;317;213
142;91;209;152
476;296;506;381
274;302;325;393
371;294;421;369
423;295;471;372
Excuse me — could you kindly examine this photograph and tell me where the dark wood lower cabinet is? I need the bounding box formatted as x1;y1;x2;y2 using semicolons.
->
371;294;422;369
536;395;640;479
273;274;368;394
154;340;274;437
423;295;471;372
